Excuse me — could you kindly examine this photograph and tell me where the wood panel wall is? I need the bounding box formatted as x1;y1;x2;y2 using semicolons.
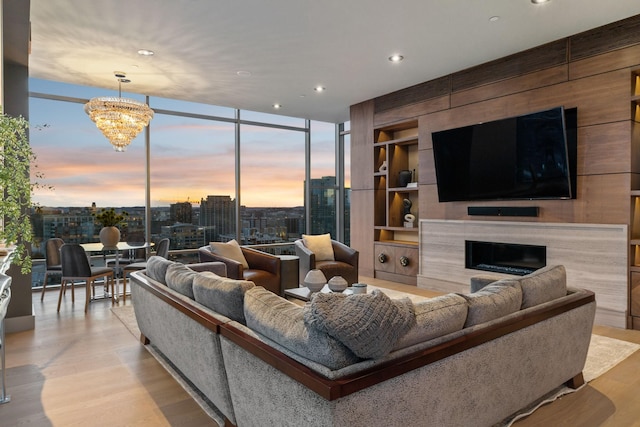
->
350;14;640;294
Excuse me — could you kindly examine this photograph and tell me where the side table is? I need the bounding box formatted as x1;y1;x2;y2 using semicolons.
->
277;255;299;296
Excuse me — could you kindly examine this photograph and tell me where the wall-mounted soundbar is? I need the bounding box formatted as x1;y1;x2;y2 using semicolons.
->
467;206;539;217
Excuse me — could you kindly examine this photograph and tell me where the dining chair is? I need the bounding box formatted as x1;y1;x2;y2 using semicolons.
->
106;233;146;276
121;238;170;301
41;238;64;301
58;243;115;313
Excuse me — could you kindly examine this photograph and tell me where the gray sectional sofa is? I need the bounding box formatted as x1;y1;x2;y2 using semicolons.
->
130;258;596;427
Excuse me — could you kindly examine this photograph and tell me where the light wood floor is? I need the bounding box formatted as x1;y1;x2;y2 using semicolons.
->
2;279;640;426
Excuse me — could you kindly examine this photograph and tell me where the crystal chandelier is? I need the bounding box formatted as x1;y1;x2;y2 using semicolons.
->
84;73;154;152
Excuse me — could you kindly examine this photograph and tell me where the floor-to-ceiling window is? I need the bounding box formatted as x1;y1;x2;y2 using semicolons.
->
342;122;351;245
29;80;146;286
28;78;350;285
310;121;337;237
147;98;237;261
239;117;306;250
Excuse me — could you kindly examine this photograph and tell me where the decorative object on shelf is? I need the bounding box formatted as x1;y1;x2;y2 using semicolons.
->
398;169;412;187
404;213;416;228
303;269;327;293
403;198;412;215
378;253;387;263
84;72;154;152
93;208;129;247
399;256;410;267
328;275;348;292
403;199;415;227
352;283;367;294
378;160;387;173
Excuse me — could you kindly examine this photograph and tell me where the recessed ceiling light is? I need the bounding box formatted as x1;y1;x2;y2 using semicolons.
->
388;54;404;63
237;70;252;77
273;103;282;109
531;0;550;4
489;16;500;22
314;86;325;92
137;49;154;56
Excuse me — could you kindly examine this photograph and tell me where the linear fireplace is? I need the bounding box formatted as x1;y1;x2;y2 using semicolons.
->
465;240;546;276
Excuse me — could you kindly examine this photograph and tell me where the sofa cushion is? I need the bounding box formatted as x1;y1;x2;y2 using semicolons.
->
193;271;254;323
517;265;567;309
470;274;501;293
394;293;469;350
303;290;415;359
302;233;334;261
458;280;522;327
165;262;197;299
244;286;359;370
146;256;174;285
209;239;249;269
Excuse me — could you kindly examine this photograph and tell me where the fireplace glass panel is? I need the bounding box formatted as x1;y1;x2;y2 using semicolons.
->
465;240;546;276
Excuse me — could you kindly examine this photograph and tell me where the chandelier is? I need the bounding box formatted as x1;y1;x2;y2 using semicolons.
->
84;73;154;152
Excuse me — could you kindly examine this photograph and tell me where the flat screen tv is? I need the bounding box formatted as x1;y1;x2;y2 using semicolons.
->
431;106;577;202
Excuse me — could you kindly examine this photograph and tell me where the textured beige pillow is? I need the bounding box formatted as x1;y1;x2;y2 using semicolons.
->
303;233;334;261
209;239;249;269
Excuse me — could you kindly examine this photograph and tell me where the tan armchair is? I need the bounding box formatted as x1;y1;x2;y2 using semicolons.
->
198;244;281;295
295;238;359;285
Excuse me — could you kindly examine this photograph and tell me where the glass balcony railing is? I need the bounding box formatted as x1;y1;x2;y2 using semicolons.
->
31;242;297;289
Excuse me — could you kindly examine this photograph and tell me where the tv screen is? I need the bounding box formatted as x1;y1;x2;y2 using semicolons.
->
431;107;576;202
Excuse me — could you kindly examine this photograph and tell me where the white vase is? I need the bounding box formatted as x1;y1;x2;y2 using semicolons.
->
99;226;120;247
303;269;327;293
328;275;348;292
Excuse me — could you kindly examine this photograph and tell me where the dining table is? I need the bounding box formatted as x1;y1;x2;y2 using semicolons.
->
80;241;153;302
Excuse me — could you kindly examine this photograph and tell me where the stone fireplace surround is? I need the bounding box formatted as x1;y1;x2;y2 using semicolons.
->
418;219;628;328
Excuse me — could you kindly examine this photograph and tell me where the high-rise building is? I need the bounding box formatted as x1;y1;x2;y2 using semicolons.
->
170;202;193;224
309;176;337;237
159;223;205;250
199;195;235;242
306;176;351;244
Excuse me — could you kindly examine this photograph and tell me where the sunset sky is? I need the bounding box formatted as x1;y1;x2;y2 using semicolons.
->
29;79;343;208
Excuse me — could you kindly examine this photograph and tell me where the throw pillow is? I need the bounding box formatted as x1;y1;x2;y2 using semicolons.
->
458;279;522;328
394;293;468;350
303;290;416;359
244;286;359;370
146;256;175;285
165;262;197;299
209;239;249;269
517;265;567;309
192;271;254;324
302;233;334;261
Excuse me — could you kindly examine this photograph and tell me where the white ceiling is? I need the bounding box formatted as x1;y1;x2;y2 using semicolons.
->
26;0;640;123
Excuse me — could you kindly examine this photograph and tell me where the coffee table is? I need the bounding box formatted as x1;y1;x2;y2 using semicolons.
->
284;283;431;304
284;285;353;302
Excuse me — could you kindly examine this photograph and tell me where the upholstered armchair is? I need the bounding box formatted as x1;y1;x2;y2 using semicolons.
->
295;234;359;285
198;240;281;295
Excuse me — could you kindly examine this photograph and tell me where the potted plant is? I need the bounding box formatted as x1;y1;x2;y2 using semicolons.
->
93;208;128;247
0;113;39;274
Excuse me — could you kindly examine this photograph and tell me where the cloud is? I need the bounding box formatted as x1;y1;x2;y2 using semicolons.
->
29;95;338;207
